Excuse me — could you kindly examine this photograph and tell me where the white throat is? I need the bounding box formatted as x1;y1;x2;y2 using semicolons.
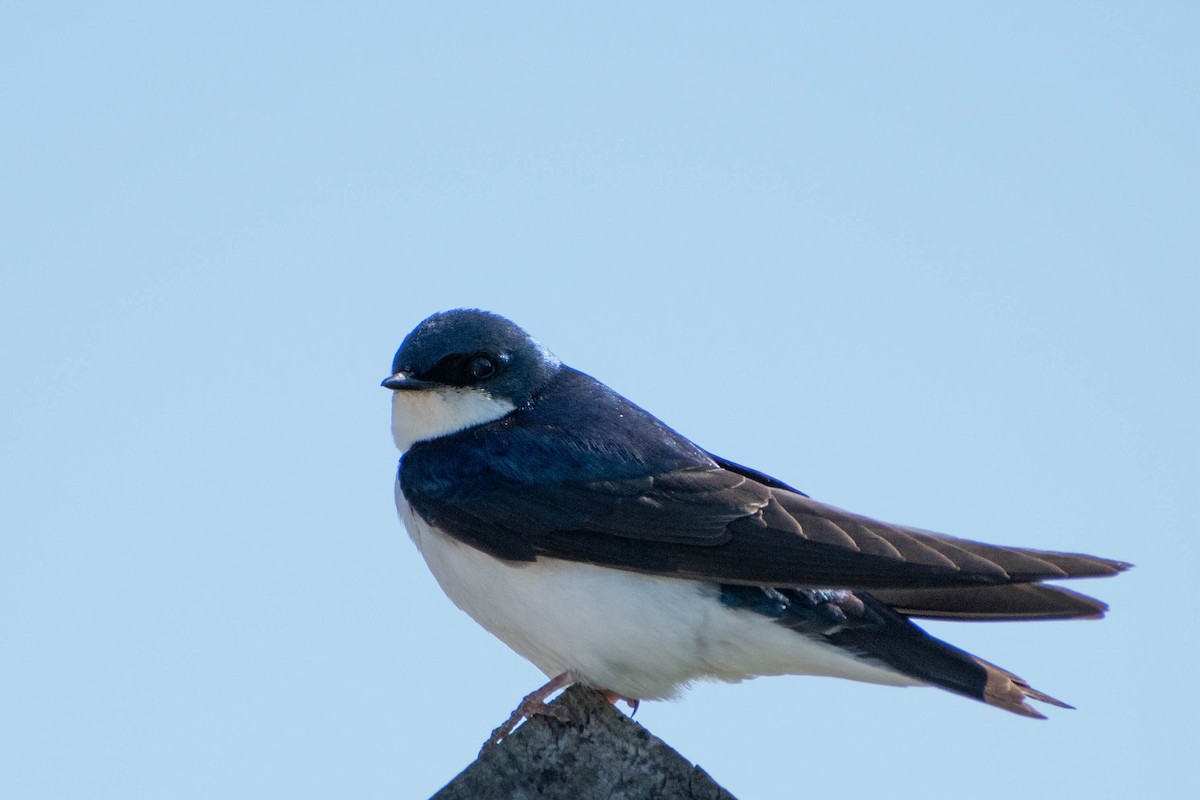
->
390;386;516;453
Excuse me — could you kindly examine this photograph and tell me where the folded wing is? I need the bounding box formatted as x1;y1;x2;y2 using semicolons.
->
407;462;1128;604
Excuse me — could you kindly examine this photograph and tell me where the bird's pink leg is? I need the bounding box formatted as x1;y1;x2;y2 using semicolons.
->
486;671;579;747
600;689;640;716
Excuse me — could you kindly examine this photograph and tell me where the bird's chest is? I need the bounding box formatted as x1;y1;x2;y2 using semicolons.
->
394;484;721;698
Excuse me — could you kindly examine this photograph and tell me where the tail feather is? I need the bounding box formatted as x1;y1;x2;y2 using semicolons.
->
728;584;1088;718
814;591;1070;717
974;655;1071;718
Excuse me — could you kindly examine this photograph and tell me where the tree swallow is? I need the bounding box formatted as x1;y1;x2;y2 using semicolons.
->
383;309;1128;738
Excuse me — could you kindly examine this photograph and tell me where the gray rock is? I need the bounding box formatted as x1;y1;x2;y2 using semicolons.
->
431;686;737;800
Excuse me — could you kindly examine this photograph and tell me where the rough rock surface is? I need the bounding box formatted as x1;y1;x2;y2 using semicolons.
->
430;686;737;800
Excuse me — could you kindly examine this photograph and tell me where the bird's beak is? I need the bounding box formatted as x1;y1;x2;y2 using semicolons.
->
381;372;435;391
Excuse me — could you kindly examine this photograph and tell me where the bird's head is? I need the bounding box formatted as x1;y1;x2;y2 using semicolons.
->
382;309;561;452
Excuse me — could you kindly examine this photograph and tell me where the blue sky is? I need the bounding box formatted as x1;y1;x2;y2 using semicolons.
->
2;3;1196;798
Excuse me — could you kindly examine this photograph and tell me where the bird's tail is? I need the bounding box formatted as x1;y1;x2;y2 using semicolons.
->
818;591;1071;718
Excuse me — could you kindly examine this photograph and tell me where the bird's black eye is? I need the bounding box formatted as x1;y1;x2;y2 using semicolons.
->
464;354;496;381
423;351;504;386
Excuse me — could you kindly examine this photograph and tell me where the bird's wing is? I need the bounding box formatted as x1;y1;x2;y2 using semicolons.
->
403;462;1128;591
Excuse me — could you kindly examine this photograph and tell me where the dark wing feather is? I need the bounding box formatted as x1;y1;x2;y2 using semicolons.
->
870;584;1111;620
407;461;1128;591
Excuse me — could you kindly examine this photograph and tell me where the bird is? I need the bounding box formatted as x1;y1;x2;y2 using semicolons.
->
382;308;1128;740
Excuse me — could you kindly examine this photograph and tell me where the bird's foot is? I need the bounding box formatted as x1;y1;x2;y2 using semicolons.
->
600;689;640;717
483;672;579;751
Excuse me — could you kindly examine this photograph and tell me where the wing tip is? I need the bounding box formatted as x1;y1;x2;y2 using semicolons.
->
873;582;1114;622
1039;553;1133;580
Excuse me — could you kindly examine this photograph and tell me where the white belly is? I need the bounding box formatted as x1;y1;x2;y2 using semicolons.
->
398;490;917;699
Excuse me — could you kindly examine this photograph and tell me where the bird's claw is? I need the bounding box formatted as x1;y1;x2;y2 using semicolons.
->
481;674;644;753
600;689;640;716
482;672;578;752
